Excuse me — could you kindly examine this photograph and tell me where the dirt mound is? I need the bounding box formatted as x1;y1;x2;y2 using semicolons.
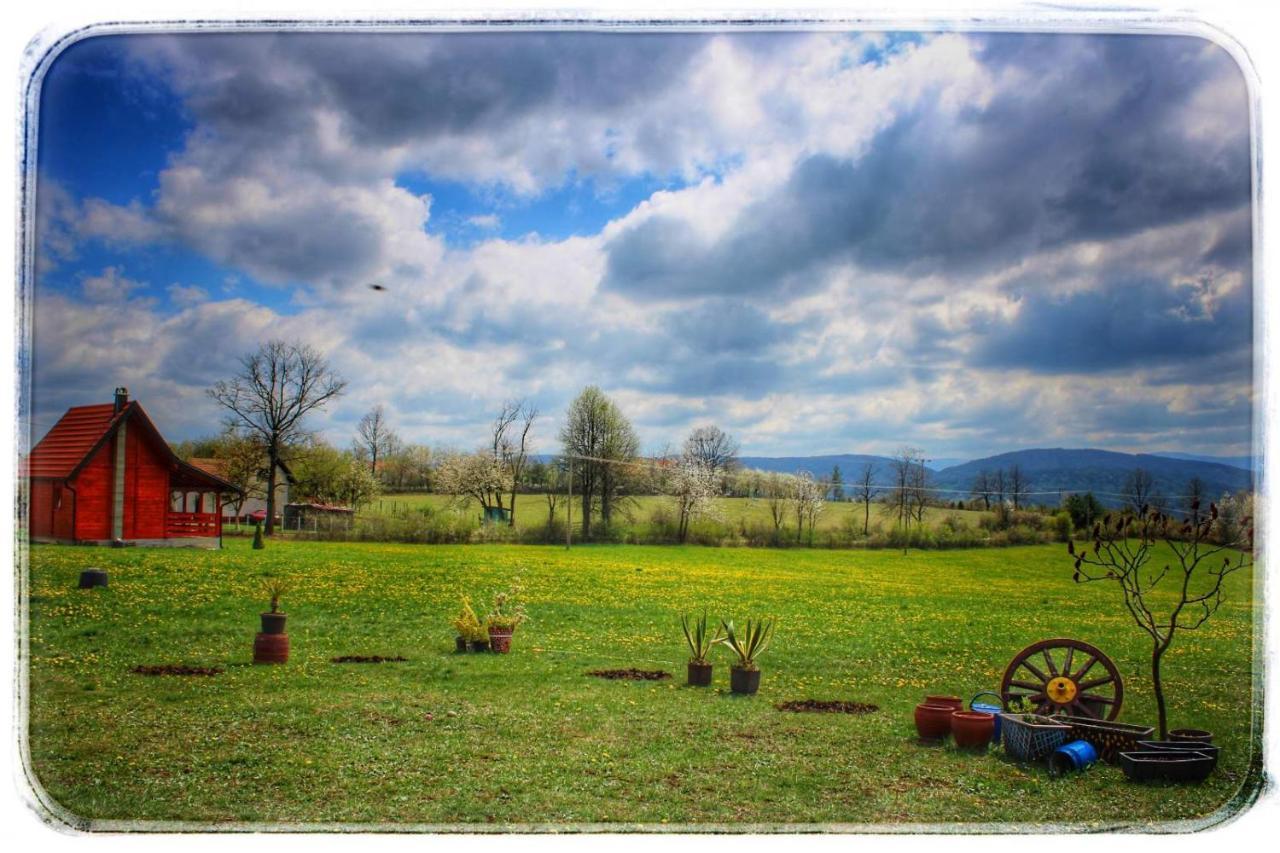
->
587;668;671;681
775;699;879;714
331;655;408;663
131;664;223;677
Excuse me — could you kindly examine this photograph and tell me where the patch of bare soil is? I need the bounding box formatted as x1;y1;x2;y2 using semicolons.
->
587;668;671;681
775;699;879;714
330;655;408;663
131;664;223;676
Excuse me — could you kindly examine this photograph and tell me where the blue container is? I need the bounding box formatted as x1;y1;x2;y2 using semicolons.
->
1049;740;1099;777
970;692;1004;740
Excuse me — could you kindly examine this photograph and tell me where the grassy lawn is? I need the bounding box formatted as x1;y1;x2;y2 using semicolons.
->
364;492;991;534
24;538;1261;830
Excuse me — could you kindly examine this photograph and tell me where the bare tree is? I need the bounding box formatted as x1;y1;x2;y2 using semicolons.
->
1184;477;1206;525
355;404;399;477
1068;502;1253;737
855;462;876;535
1007;464;1027;511
493;400;538;527
208;340;347;534
971;470;994;511
1123;468;1158;515
681;425;741;479
992;468;1007;507
891;447;928;529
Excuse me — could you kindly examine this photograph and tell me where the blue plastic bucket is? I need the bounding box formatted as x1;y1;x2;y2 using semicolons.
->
1049;740;1099;777
970;692;1003;740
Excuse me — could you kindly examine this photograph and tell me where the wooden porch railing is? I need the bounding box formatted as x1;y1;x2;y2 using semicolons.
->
166;511;219;538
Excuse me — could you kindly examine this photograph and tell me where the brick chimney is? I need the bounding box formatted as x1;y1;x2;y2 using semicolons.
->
113;387;129;414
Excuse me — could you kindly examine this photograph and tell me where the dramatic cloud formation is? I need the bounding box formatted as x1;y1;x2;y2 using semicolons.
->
29;30;1254;459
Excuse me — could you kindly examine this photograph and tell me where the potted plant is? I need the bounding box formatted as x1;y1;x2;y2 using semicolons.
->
717;617;775;695
484;580;527;654
680;611;723;686
253;579;290;664
260;579;288;634
451;597;483;652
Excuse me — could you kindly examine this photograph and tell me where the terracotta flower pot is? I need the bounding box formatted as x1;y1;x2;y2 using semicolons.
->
487;627;513;653
730;666;761;695
925;695;962;711
260;612;287;634
914;703;953;740
951;711;996;749
687;661;713;687
253;631;289;664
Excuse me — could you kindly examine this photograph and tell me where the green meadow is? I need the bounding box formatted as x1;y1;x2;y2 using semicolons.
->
24;538;1261;829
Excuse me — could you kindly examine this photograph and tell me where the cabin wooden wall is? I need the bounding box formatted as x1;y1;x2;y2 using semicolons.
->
72;441;113;541
124;426;169;539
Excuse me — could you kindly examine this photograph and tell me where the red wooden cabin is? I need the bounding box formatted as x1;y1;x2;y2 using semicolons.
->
25;388;239;548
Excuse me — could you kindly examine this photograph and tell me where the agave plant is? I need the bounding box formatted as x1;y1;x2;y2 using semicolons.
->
262;579;288;613
680;611;723;664
717;618;776;671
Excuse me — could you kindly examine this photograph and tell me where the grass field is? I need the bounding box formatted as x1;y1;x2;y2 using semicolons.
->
24;538;1261;830
364;492;992;534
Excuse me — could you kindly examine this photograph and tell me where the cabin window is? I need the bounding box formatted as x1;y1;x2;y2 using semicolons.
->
170;490;184;512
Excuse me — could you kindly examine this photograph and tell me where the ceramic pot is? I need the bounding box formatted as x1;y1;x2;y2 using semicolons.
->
951;711;995;749
914;703;953;740
925;695;963;711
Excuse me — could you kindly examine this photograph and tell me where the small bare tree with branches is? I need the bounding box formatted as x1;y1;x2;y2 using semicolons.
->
1067;500;1253;738
855;462;876;535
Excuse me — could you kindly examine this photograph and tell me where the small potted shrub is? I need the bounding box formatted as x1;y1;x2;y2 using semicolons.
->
260;579;288;634
253;579;290;664
451;597;483;652
717;617;775;695
680;611;722;686
484;580;527;654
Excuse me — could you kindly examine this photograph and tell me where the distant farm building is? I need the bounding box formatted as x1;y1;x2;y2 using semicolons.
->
25;388;239;548
283;502;355;532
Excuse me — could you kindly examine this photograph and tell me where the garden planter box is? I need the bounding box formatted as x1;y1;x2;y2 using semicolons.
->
730;666;761;695
1169;728;1214;744
687;661;713;687
1057;715;1154;764
1120;749;1215;783
999;713;1072;762
1137;740;1220;770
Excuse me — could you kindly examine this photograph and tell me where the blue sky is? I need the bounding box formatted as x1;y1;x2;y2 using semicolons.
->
29;30;1254;459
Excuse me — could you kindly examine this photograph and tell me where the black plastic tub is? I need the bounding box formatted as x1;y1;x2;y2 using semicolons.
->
1136;740;1220;770
1119;749;1215;783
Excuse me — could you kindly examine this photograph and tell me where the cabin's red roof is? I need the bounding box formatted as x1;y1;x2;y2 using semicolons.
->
26;400;240;494
26;403;130;478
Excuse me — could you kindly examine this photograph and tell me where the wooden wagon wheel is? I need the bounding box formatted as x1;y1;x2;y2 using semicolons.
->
1000;638;1124;721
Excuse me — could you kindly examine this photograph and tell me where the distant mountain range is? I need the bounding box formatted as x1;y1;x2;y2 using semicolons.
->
738;448;1254;507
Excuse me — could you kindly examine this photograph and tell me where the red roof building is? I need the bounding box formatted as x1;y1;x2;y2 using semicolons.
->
25;388;239;547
